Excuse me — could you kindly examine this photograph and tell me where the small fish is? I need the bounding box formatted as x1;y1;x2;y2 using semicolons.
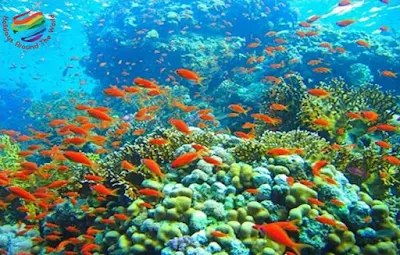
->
338;0;351;6
121;160;136;171
171;152;200;168
375;141;391;149
331;198;345;207
312;160;328;176
315;216;337;226
169;118;191;135
253;223;312;255
142;158;164;177
307;88;330;97
361;111;379;122
336;19;355;27
175;68;203;85
91;184;118;196
308;198;325;206
138;188;163;197
148;138;169;145
383;155;400;165
63;151;95;168
245;188;259;194
210;231;228;238
228;104;252;114
380;70;397;78
375;124;396;132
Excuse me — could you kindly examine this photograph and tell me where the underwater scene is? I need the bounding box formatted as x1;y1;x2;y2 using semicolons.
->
0;0;400;254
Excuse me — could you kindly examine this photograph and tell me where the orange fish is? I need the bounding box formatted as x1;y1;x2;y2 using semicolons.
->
361;111;379;122
242;122;256;129
308;198;325;206
175;68;203;85
383;155;400;165
138;188;163;197
142;158;164;177
245;188;259;194
336;19;355;27
63;151;95;168
375;140;391;149
171;152;200;168
330;198;345;207
234;131;255;139
312;119;330;127
114;213;130;221
253;223;312;255
8;186;36;202
267;148;293;156
91;184;118;196
103;86;128;101
338;0;351;6
202;156;222;166
85;175;104;182
356;40;370;48
210;231;228;238
312;160;328;176
87;108;113;122
148;138;169;145
134;77;159;89
121;160;136;171
375;124;396;132
169;118;191;135
315;216;337;226
228;104;252;114
270;103;288;111
380;70;397;78
313;67;331;73
20;161;38;171
307;88;329;97
346;112;362;119
46;180;70;189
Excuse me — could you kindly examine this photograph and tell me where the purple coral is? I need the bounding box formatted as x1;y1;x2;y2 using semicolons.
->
166;236;200;251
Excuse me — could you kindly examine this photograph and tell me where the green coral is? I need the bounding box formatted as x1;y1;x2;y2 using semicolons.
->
260;73;307;132
231;130;333;163
0;134;21;170
299;78;400;141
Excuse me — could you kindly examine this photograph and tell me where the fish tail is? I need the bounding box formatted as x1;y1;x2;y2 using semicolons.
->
111;187;120;196
291;243;313;255
197;77;204;86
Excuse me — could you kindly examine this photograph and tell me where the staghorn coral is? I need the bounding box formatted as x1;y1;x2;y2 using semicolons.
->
231;129;333;163
0;135;21;170
79;128;220;201
260;73;308;132
299;77;400;141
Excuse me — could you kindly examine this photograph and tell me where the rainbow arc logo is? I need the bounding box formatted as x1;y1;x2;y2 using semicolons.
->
11;10;47;42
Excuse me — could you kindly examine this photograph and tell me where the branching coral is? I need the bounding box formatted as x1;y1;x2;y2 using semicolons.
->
260;73;307;132
231;130;333;163
299;78;400;142
0;135;21;170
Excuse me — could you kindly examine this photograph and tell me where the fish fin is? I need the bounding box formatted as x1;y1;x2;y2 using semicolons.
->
197;77;205;86
291;243;313;255
111;187;120;196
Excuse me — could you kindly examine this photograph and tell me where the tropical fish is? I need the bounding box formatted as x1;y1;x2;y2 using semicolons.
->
307;88;330;97
169;118;191;135
171;152;200;168
253;223;312;255
336;19;355;27
142;158;164;177
175;68;203;85
63;151;95;168
138;188;163;197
